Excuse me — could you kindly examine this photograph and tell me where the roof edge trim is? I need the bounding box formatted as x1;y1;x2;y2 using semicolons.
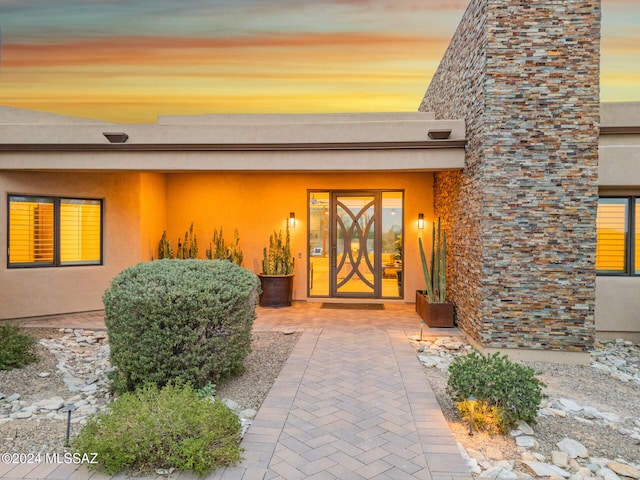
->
0;140;467;152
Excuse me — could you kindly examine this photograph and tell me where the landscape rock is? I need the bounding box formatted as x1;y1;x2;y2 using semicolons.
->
557;438;588;458
418;355;439;367
559;398;583;412
599;468;622;480
12;411;33;419
523;461;571;478
516;420;534;435
552;451;570;468
515;436;538;449
607;461;640;479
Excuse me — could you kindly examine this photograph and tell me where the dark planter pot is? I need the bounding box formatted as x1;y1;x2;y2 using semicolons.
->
258;274;294;308
415;290;454;328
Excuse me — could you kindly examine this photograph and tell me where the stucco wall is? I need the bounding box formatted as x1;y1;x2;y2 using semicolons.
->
0;172;142;319
163;171;434;302
0;169;435;319
421;0;600;351
596;102;640;337
140;173;167;260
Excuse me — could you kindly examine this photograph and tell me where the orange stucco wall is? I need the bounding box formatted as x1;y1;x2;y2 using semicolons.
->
163;171;434;302
0;170;435;319
140;173;167;260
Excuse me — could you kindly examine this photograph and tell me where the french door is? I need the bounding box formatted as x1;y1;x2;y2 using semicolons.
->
308;190;403;299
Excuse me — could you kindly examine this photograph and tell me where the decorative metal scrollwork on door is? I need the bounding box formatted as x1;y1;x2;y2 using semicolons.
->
333;195;377;296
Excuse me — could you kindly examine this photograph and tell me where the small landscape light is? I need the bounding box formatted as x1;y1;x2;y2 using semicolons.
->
468;395;477;436
62;403;77;447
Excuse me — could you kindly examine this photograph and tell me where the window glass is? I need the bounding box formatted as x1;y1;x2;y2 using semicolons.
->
596;198;628;274
8;195;102;267
308;192;329;296
60;199;102;265
9;196;54;265
381;191;403;298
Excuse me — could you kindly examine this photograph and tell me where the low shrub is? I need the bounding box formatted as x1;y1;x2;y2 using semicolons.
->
0;324;37;370
73;383;242;475
104;259;260;393
447;350;545;434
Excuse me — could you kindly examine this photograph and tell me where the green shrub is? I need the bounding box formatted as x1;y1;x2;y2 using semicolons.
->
447;350;545;434
73;383;242;475
0;324;37;371
104;259;260;394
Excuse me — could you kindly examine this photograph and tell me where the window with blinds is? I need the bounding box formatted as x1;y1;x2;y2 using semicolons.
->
8;196;55;265
8;195;103;268
596;198;628;274
596;197;640;276
60;199;102;265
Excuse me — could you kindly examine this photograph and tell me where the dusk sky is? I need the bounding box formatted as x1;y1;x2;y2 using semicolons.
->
1;0;639;124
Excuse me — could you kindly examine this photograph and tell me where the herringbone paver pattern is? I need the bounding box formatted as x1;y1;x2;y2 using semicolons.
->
270;329;427;479
4;304;472;480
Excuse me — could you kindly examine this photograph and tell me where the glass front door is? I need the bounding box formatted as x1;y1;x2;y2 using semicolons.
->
308;190;403;299
332;192;379;297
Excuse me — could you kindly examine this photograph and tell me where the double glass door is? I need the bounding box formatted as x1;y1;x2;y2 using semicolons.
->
308;190;403;299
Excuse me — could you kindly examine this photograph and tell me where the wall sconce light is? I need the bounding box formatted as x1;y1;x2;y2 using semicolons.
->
418;213;425;230
289;212;296;228
103;132;129;143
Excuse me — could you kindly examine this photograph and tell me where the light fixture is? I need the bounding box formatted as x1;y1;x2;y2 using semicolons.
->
468;395;477;436
418;213;425;229
103;132;129;143
289;212;296;228
62;403;77;446
427;128;452;140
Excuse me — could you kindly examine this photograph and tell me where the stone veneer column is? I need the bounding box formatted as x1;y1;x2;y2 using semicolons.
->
421;0;600;351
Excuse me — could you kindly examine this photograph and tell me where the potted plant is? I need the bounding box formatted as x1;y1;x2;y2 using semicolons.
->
416;217;454;327
258;226;295;307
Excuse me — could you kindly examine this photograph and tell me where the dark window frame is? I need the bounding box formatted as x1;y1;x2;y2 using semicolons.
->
7;194;104;269
596;196;637;276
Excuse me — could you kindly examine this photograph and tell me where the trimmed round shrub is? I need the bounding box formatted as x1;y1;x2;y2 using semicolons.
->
104;259;260;393
447;349;545;434
73;383;242;475
0;324;37;371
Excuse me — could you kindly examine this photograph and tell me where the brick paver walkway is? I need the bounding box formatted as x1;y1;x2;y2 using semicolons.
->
2;303;472;480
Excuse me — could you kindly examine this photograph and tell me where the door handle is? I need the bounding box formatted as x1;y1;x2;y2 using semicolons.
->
332;244;337;268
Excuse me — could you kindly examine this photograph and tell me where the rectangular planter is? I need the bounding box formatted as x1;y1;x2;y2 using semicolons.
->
415;290;454;328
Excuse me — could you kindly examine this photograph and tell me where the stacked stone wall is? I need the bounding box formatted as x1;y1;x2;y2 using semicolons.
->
420;0;487;345
421;0;600;351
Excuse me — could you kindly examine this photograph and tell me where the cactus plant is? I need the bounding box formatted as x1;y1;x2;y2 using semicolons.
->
418;217;446;303
176;223;198;259
262;226;295;275
206;227;243;266
157;231;174;259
